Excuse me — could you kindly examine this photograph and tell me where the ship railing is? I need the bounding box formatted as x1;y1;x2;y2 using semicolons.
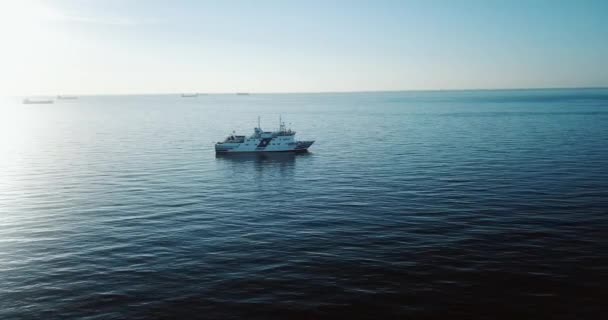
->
222;136;245;143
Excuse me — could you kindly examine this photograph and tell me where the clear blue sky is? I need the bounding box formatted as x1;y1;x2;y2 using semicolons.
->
1;0;607;95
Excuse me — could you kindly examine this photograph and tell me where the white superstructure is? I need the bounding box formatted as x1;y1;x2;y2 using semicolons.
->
215;118;314;153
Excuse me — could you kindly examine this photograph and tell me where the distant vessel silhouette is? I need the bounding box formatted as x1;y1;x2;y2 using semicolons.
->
23;98;54;104
181;93;198;97
57;95;78;100
236;92;250;96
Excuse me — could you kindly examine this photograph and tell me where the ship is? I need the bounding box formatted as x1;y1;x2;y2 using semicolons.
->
215;117;314;153
23;98;54;104
57;95;78;100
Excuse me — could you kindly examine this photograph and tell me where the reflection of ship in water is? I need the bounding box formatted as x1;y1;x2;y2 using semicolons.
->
216;151;311;176
216;152;310;183
215;151;310;163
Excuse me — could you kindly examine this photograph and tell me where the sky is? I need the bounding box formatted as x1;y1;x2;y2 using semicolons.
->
1;0;607;95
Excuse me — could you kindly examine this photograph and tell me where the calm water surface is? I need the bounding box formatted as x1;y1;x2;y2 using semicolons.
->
1;89;607;319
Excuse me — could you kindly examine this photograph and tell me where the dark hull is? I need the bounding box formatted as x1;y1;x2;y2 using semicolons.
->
215;148;310;154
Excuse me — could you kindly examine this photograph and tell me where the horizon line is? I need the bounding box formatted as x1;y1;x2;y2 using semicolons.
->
6;85;608;98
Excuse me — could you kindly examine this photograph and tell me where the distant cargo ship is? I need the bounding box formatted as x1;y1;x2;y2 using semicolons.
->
181;93;198;97
23;98;53;104
236;92;250;96
57;95;78;100
215;118;314;153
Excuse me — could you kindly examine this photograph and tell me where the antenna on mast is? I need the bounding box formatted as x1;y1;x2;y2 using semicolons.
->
258;116;261;129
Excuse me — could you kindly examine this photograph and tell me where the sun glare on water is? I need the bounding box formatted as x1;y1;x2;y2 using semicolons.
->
0;1;62;176
0;1;65;96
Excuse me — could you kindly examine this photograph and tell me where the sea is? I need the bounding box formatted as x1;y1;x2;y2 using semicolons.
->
1;88;607;319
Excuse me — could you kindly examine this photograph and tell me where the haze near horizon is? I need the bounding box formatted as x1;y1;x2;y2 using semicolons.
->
1;0;607;96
